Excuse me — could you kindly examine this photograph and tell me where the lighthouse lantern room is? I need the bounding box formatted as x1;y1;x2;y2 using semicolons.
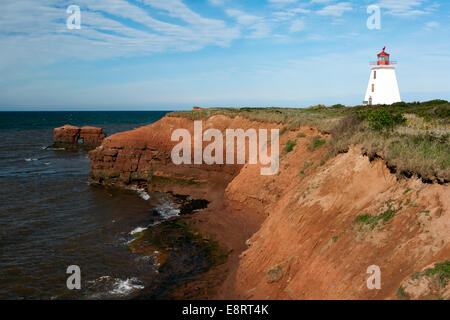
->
363;47;401;105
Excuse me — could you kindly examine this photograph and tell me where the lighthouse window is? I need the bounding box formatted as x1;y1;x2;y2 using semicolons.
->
372;84;375;92
374;71;376;79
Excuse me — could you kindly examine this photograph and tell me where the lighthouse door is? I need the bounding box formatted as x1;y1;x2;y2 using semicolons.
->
369;96;373;106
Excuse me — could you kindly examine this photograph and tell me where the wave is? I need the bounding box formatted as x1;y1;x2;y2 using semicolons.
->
87;276;144;298
153;199;180;219
130;226;147;235
127;187;150;201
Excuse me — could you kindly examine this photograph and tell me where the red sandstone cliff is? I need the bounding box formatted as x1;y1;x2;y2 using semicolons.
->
53;125;105;149
89;114;449;300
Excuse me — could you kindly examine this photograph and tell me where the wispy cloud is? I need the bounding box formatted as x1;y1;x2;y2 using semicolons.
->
0;0;240;66
375;0;430;17
225;9;271;38
317;2;353;17
268;0;299;4
424;21;439;30
289;19;306;32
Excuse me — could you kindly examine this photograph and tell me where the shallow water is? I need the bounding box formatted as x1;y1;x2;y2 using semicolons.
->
0;112;211;299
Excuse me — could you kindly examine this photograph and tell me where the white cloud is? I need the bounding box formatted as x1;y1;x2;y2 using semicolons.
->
225;9;271;38
268;0;299;4
310;0;334;3
273;6;310;21
290;19;306;32
424;21;439;30
317;2;352;17
375;0;429;17
0;0;241;68
226;9;260;25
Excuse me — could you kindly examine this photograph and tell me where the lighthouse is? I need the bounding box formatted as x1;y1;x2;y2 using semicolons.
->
364;47;401;105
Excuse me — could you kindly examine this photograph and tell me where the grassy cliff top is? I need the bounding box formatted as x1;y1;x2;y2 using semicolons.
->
170;100;449;131
170;100;449;182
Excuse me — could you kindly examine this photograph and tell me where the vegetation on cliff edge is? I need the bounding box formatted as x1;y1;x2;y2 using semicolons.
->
169;100;449;181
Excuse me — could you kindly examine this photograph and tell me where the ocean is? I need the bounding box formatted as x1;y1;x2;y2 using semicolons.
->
0;111;211;299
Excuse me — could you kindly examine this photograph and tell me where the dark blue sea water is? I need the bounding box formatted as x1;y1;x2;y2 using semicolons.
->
0;111;169;131
0;111;197;299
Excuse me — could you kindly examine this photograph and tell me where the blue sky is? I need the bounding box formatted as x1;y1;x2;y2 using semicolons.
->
0;0;449;110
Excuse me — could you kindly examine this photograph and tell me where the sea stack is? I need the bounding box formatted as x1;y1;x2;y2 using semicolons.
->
52;125;106;149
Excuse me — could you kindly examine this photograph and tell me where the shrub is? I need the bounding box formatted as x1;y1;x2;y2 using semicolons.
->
330;104;346;108
397;286;409;299
423;99;448;106
360;108;406;131
308;136;326;151
424;261;450;287
391;101;408;108
330;113;362;138
353;201;397;230
284;140;297;153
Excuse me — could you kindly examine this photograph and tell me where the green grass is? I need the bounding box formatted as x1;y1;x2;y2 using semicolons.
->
409;261;450;290
330;117;449;181
169;100;450;180
170;100;449;129
303;161;314;170
424;261;450;287
397;286;409;299
307;136;326;151
312;138;326;149
354;201;398;230
359;108;407;131
284;140;297;153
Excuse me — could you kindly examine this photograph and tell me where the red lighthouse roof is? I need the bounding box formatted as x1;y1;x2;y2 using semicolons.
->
377;46;390;57
377;46;390;65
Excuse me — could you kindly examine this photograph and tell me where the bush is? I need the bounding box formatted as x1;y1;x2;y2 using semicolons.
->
313;138;326;148
391;101;408;108
307;136;326;151
284;140;297;153
360;108;406;131
423;99;448;106
330;113;362;138
424;260;450;287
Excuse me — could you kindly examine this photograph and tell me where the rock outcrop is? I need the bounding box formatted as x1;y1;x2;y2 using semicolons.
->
52;125;106;149
88;114;450;300
53;124;80;145
79;126;106;147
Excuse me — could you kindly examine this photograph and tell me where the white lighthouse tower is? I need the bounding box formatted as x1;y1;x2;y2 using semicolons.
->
364;47;401;105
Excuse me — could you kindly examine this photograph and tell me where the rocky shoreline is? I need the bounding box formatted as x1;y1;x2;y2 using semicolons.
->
87;113;450;300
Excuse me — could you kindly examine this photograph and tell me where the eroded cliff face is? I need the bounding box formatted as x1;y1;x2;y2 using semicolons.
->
228;145;449;300
89;114;449;300
89;115;281;200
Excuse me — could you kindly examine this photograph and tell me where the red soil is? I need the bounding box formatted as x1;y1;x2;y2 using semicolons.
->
89;115;450;300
